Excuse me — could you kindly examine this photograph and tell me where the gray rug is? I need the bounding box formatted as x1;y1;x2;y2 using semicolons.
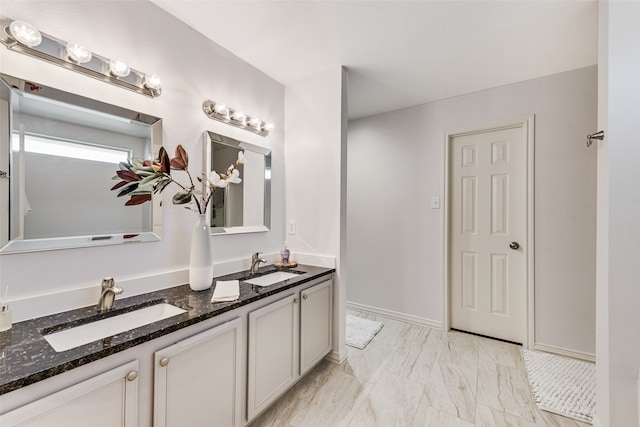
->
523;349;595;424
345;315;383;349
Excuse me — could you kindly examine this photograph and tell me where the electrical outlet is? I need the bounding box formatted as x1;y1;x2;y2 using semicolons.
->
288;220;296;235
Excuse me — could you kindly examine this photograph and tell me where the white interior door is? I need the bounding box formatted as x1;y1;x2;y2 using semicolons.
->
449;126;526;343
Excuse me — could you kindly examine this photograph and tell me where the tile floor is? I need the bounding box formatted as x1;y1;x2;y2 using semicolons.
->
249;311;591;427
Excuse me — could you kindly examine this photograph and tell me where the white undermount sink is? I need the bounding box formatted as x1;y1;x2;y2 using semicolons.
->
43;303;186;352
242;270;302;287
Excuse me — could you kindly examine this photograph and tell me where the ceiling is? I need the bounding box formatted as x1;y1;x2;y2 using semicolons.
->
152;0;598;120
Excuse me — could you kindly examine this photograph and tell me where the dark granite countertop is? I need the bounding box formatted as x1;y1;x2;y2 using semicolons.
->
0;264;334;395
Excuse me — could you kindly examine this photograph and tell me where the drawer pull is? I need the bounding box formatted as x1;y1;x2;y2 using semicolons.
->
302;294;308;300
159;357;170;367
126;371;138;381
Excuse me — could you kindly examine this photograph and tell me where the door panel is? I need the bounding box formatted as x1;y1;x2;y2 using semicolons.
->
450;127;525;343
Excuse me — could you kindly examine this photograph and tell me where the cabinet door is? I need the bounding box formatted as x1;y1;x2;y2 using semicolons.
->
154;317;242;427
0;360;139;427
300;279;333;375
247;293;299;421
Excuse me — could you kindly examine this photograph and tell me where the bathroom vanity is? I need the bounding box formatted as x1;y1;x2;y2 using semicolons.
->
0;264;334;427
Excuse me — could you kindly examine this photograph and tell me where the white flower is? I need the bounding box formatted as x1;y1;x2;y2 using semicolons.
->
208;171;229;188
236;150;245;165
227;168;242;184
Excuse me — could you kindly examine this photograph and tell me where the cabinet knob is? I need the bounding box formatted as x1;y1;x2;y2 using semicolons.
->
293;298;299;304
126;371;138;382
302;294;308;300
159;357;170;367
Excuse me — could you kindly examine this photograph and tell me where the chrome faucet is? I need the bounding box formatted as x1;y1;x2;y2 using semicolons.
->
97;277;123;312
250;252;267;274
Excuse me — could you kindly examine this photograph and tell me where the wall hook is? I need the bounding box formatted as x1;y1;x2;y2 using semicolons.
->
587;130;604;148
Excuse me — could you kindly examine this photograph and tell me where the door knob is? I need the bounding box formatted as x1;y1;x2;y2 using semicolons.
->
509;242;520;250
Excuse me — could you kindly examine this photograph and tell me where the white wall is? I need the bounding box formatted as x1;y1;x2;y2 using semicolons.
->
0;1;285;320
348;66;597;355
284;67;347;361
596;1;640;425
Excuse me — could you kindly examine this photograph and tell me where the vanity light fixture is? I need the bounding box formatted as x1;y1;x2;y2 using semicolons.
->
0;16;162;98
202;100;272;137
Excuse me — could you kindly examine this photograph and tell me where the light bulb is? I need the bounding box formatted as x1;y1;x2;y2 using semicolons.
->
213;104;228;115
249;117;262;129
9;20;42;47
66;42;92;63
109;59;130;77
143;74;161;90
232;111;246;124
264;123;274;131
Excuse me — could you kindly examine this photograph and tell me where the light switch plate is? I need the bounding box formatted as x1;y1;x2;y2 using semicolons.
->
288;220;296;235
431;196;440;209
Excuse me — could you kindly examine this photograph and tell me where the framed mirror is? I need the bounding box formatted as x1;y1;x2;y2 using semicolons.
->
0;74;163;254
204;130;271;234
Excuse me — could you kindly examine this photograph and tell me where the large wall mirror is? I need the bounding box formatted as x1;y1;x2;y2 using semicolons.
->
204;130;271;234
0;74;163;254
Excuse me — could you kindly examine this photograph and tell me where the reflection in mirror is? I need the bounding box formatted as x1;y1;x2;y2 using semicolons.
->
204;131;271;234
0;74;163;254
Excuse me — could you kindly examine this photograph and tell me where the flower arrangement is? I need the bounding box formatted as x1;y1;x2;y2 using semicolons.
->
111;144;242;214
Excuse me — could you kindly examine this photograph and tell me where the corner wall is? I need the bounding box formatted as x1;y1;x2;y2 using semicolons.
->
596;1;640;425
347;66;597;356
284;67;347;361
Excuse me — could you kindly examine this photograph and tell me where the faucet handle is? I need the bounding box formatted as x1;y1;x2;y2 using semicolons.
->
252;252;262;261
101;277;115;289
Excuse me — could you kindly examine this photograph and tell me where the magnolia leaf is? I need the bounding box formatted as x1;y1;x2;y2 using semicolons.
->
170;157;187;169
154;179;172;193
159;147;171;175
117;182;139;197
139;174;160;187
110;180;128;191
176;144;189;167
116;169;140;182
172;191;192;205
125;193;152;206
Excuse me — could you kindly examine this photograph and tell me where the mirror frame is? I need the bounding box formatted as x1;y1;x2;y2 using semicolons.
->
204;130;271;235
0;73;163;254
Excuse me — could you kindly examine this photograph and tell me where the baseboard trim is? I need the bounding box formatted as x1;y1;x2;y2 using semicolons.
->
325;350;347;365
533;343;596;363
346;301;442;329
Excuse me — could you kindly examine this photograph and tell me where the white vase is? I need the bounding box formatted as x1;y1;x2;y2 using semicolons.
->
189;214;213;291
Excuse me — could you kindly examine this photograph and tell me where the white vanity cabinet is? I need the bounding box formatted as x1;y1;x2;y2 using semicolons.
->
153;317;242;427
247;293;299;420
300;279;333;375
247;278;333;421
0;360;139;427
